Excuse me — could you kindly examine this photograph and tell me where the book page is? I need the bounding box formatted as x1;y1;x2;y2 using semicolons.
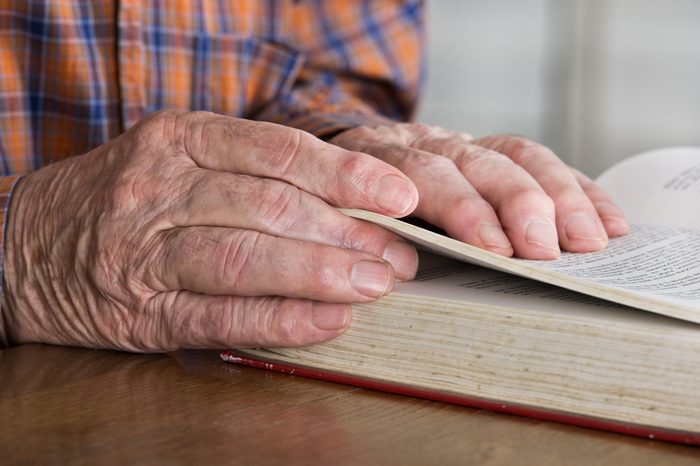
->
404;252;629;313
341;209;700;325
398;252;700;330
522;224;700;305
595;147;700;229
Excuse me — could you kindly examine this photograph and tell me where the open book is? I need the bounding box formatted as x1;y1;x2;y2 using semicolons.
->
222;147;700;445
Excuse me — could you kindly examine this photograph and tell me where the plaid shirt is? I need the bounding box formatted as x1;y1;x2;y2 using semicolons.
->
0;0;424;345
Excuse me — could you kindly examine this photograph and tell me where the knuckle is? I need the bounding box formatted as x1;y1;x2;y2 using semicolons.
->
311;246;350;296
504;135;533;151
160;229;230;288
177;170;223;214
106;174;141;213
351;125;377;140
106;167;171;213
339;152;379;198
551;184;588;206
169;295;244;348
140;109;179;129
417;136;463;156
406;122;446;140
504;137;554;164
269;127;305;177
337;219;380;251
270;300;312;346
453;194;497;219
333;126;376;150
227;122;312;177
216;231;262;288
142;231;181;289
234;298;311;347
161;292;230;349
137;110;216;160
134;110;181;145
407;152;455;176
393;121;419;134
457;146;508;171
182;111;217;161
510;187;555;211
313;261;338;293
282;128;304;153
341;151;375;181
213;298;246;346
369;125;412;145
254;180;303;235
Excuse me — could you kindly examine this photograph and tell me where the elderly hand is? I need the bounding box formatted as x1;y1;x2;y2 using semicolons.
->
2;111;420;351
330;123;629;259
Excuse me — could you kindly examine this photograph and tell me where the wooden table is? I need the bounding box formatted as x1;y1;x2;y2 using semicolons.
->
2;344;699;465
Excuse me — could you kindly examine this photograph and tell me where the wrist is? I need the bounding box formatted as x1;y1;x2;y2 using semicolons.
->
0;175;22;348
3;155;100;347
2;167;66;345
0;292;9;348
2;175;33;345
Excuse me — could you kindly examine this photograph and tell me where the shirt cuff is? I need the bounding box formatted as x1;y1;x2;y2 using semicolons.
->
0;175;22;349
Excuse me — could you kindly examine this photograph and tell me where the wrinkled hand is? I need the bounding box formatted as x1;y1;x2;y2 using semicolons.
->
331;123;629;259
3;111;420;351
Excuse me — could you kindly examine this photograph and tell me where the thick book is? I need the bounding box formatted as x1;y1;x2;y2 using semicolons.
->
221;147;700;445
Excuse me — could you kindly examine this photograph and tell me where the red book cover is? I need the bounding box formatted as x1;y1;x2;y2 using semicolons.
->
221;349;700;446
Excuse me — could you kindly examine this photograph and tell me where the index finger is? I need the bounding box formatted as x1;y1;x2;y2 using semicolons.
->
178;112;419;218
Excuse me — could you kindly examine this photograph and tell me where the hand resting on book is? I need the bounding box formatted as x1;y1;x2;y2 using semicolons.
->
331;124;630;259
2;112;421;351
1;112;634;352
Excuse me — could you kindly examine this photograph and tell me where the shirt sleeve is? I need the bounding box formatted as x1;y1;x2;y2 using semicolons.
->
0;175;21;348
255;0;425;139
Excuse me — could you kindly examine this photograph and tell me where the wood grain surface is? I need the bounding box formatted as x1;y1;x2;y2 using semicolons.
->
1;344;699;465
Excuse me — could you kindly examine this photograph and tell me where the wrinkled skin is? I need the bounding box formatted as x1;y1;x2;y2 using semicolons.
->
3;112;630;352
331;123;629;259
3;111;421;351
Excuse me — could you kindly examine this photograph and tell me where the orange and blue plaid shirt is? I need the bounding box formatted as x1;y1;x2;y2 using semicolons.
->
0;0;424;341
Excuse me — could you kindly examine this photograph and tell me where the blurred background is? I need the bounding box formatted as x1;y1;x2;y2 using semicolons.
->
417;0;700;177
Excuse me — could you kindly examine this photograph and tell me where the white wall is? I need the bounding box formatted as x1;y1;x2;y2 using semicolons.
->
418;0;700;177
419;0;550;143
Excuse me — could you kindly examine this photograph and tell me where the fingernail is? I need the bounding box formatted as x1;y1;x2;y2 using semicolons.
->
565;212;606;241
374;174;416;216
351;260;392;298
311;303;350;331
525;219;559;251
382;240;419;280
479;223;511;249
